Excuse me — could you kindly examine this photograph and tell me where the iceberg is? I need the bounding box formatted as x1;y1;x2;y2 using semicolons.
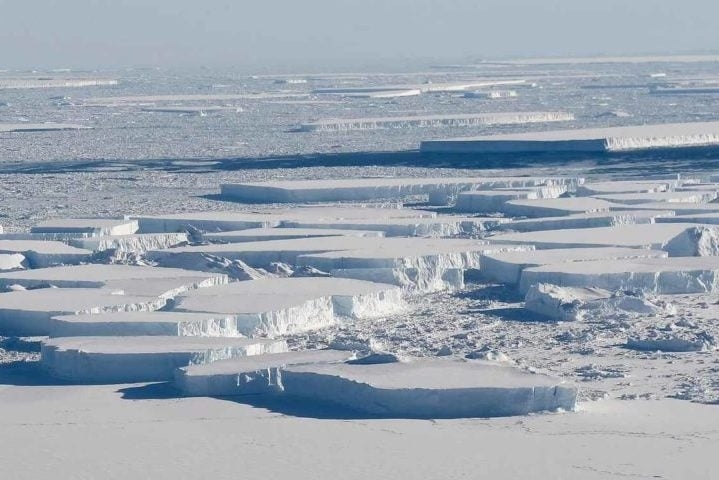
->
41;336;288;383
297;112;573;132
30;218;139;236
176;349;352;396
281;358;577;418
420;121;719;154
220;176;583;204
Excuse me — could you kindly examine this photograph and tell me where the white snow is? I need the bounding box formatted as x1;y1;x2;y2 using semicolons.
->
593;191;718;205
297;112;573;132
0;253;27;271
282;358;577;418
420;121;719;153
41;336;288;383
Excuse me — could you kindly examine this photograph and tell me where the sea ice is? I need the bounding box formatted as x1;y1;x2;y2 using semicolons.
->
68;232;189;253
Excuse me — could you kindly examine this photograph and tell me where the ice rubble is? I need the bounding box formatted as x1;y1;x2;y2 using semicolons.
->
518;256;719;294
0;123;91;132
68;232;189;253
454;187;568;213
220;177;584;204
524;284;672;321
0;240;92;268
30;218;139;236
480;247;668;285
495;210;676;232
41;336;288;383
626;330;716;352
491;223;719;255
281;358;577;418
176;349;352;396
297;112;573;132
172;278;404;337
420;121;719;153
49;311;249;338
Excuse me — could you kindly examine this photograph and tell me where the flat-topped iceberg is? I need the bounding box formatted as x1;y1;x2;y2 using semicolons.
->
41;336;288;383
420;121;719;153
297;112;573;132
281;358;577;418
220;176;583;204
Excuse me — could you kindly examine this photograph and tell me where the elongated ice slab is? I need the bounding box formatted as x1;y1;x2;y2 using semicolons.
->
297;112;573;132
49;311;247;338
0;123;90;132
281;358;577;418
420;121;719;153
31;218;139;236
519;256;719;294
220;177;583;204
41;336;288;383
173;277;404;337
480;247;668;285
0;240;92;268
69;233;188;253
176;349;352;396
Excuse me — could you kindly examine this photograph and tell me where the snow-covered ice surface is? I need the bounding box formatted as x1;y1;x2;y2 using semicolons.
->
5;61;719;478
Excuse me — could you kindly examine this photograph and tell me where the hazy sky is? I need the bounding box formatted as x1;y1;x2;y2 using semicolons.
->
2;0;718;72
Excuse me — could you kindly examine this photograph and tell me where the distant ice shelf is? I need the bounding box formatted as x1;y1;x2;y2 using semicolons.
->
0;78;117;89
420;121;719;154
297;112;573;132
